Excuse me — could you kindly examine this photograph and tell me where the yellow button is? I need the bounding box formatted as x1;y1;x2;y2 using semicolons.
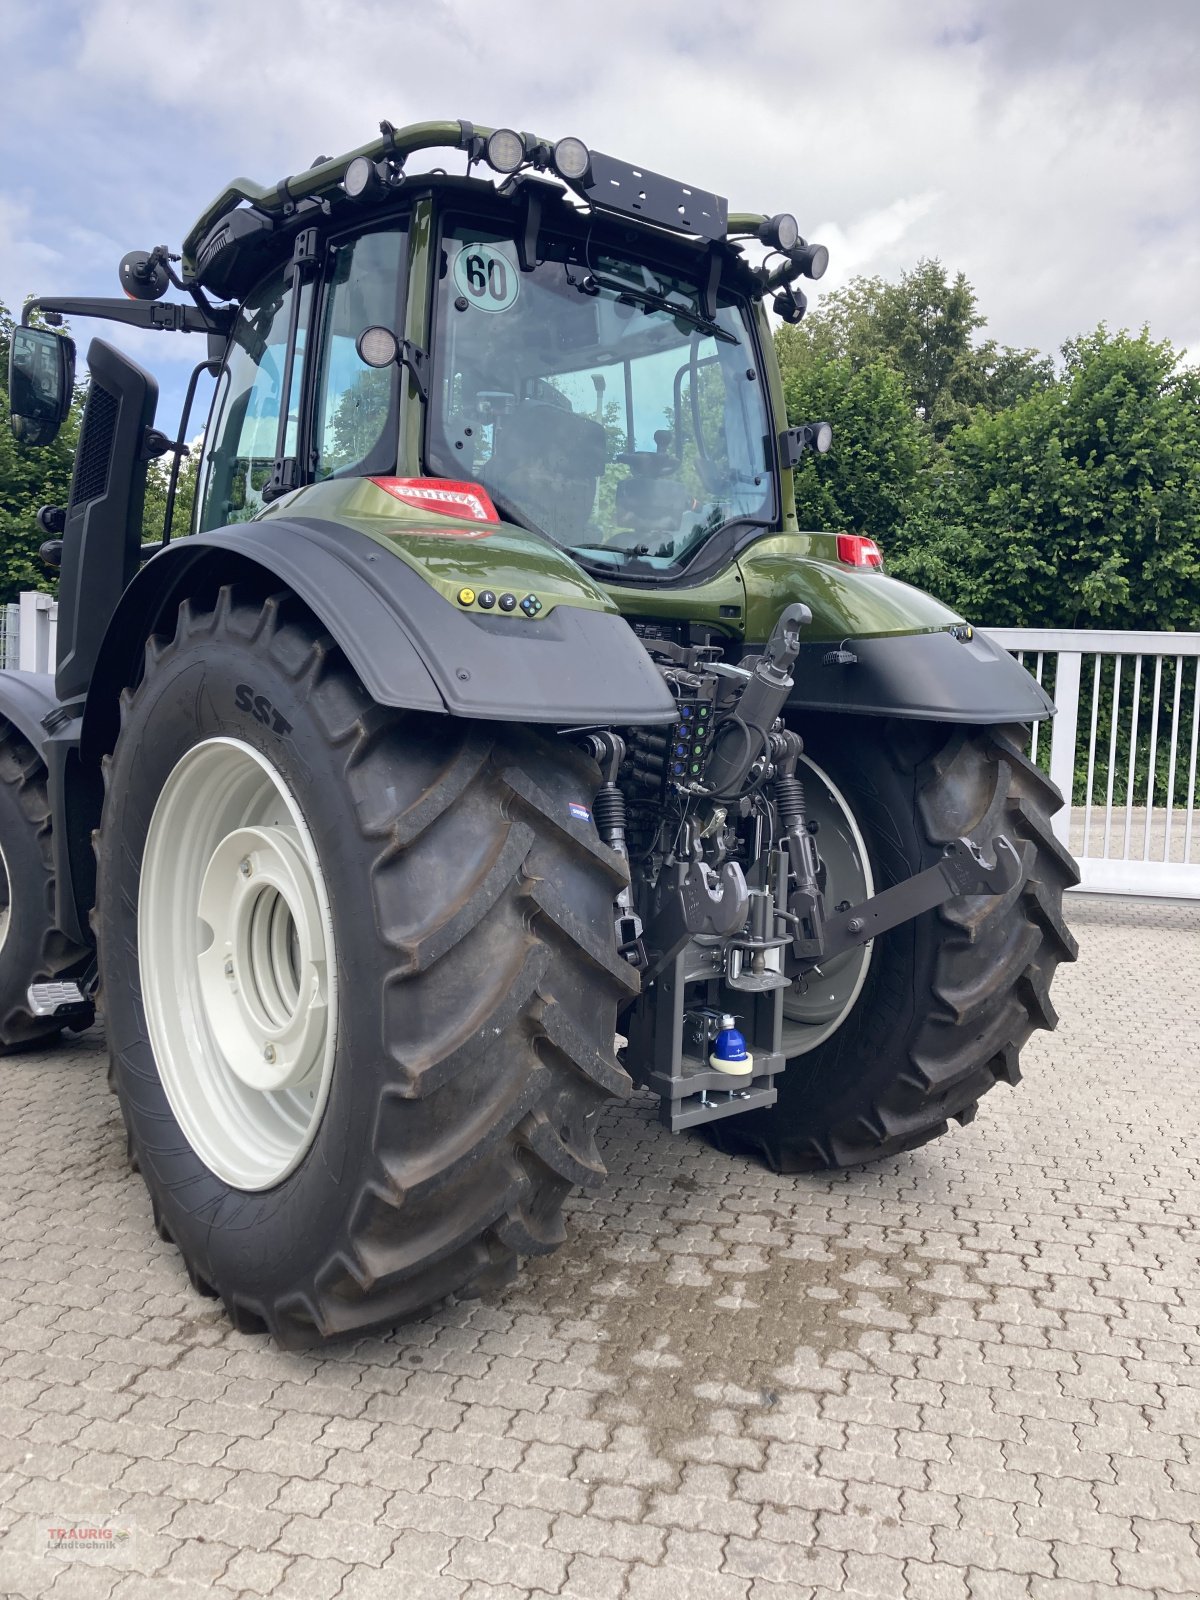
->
457;587;476;606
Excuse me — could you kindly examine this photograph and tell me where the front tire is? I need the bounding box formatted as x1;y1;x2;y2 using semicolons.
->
711;716;1079;1172
96;587;635;1343
0;722;93;1052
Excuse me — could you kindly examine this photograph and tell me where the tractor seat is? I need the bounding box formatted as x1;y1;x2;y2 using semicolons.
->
486;402;607;541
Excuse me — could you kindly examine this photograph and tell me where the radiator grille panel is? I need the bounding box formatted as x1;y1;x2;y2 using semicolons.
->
70;383;118;506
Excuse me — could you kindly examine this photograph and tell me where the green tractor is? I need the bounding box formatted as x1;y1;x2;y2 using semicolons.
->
2;120;1077;1343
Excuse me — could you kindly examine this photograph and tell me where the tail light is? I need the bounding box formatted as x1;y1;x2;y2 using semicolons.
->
836;534;883;569
368;477;499;529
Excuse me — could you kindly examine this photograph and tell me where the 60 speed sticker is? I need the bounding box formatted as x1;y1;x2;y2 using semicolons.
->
453;243;519;312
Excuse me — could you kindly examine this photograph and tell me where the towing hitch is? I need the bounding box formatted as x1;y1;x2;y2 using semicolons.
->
798;835;1023;967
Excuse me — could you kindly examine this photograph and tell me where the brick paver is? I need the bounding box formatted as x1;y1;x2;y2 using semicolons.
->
1;893;1198;1598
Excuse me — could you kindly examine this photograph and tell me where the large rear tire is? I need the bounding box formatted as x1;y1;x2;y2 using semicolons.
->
710;716;1078;1172
0;722;93;1052
96;587;635;1343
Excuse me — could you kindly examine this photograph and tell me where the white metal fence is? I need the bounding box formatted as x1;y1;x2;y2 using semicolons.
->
1;592;58;674
986;628;1200;898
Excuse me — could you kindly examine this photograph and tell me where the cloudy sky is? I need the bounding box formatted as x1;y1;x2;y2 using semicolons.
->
3;0;1198;422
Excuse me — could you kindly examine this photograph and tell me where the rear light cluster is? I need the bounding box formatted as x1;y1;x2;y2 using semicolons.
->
836;534;883;569
368;477;498;532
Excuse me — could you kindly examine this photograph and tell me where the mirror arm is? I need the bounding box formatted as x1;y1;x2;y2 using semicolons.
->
22;295;234;338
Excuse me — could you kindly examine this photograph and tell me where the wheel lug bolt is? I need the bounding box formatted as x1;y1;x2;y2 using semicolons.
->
239;857;252;877
263;1044;276;1063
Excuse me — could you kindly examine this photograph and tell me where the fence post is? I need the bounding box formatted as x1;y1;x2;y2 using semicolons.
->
17;592;56;674
2;604;19;670
1047;651;1081;847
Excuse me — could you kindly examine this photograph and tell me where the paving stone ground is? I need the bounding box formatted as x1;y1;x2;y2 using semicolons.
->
1;892;1198;1600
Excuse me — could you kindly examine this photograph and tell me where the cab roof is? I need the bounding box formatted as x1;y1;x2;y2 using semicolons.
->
183;117;768;286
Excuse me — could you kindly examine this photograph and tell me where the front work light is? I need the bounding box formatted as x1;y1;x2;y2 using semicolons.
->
553;136;591;181
485;128;526;173
760;213;799;253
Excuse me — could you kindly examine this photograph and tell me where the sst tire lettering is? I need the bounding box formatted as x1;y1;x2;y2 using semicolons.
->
234;683;293;736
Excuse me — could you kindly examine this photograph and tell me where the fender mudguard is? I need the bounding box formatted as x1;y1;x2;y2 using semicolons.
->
786;627;1055;725
81;515;676;762
734;541;1054;726
0;670;60;760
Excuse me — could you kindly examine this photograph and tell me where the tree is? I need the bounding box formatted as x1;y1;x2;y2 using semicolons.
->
0;300;81;603
142;444;200;542
886;326;1200;631
782;353;927;538
778;260;1052;441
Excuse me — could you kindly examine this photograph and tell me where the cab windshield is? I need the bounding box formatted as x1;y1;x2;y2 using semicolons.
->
427;220;775;577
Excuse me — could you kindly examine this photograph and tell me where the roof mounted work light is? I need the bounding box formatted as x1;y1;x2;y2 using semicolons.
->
793;241;829;280
344;156;385;200
759;213;799;253
552;136;591;182
485;128;526;173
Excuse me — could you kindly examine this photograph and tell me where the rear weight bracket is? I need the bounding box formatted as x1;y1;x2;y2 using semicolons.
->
799;835;1023;967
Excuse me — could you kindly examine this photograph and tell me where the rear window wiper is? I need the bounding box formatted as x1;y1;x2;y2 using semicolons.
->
586;268;737;343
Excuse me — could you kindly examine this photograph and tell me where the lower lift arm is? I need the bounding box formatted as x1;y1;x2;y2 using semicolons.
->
798;835;1023;967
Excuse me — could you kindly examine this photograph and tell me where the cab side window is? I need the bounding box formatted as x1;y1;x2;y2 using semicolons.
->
198;267;310;531
311;226;408;480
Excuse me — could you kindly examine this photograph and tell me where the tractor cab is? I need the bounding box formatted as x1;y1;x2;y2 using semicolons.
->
183;125;822;595
13;122;829;582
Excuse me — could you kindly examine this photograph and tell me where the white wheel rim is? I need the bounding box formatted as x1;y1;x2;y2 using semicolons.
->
0;839;10;957
781;753;875;1057
138;737;338;1190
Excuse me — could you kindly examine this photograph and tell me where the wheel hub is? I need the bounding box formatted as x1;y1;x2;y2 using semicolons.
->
138;737;338;1191
781;753;875;1056
196;825;328;1093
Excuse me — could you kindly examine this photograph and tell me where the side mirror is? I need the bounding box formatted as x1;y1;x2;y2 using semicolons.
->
119;249;171;302
8;326;76;446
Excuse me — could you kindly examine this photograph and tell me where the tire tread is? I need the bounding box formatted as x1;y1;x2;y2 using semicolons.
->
100;587;632;1344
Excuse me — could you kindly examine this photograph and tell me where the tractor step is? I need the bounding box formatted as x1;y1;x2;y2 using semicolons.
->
27;981;92;1019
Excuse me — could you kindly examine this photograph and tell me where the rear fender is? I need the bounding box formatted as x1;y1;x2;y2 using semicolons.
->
0;670;59;761
737;540;1053;725
785;627;1055;725
81;515;676;764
